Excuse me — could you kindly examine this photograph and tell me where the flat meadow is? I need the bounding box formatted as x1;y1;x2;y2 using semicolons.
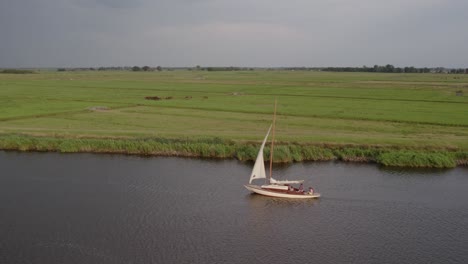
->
1;70;467;167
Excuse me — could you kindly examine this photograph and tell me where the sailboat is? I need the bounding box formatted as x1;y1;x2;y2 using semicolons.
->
244;101;320;199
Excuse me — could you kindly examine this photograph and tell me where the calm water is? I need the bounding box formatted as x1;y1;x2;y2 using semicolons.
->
1;151;467;264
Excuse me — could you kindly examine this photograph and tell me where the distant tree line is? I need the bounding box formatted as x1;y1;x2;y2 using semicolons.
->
53;65;468;73
57;66;163;72
57;67;129;71
131;66;162;71
191;66;255;71
0;69;35;74
322;65;468;74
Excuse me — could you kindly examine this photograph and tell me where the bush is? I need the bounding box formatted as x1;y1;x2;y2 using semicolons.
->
376;151;456;168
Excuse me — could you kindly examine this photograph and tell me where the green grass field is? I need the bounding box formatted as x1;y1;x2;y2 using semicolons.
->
1;70;467;167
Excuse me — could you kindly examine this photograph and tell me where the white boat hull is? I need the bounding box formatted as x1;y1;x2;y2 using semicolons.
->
245;184;321;199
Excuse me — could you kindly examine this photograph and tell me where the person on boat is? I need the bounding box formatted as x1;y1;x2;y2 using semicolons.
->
299;183;303;192
309;187;314;194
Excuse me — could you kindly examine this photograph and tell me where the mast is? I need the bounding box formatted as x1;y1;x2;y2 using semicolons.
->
269;99;277;182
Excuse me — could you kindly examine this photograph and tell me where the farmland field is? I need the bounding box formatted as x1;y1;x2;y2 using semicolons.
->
0;70;467;166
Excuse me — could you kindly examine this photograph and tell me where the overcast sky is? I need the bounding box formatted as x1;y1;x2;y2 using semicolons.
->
1;0;467;68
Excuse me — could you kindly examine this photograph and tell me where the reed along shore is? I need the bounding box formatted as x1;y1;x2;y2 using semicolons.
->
1;134;466;168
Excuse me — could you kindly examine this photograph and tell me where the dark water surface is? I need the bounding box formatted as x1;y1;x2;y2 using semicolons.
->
1;151;467;264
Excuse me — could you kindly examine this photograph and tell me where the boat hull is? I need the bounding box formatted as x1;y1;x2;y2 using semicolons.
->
244;184;320;199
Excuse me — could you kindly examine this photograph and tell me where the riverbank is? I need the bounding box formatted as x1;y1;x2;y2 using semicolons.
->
1;71;467;167
1;134;466;168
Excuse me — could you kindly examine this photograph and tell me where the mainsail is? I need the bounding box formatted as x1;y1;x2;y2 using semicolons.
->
249;125;272;184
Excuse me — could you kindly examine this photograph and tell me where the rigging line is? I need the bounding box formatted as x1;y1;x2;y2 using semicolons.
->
269;99;277;182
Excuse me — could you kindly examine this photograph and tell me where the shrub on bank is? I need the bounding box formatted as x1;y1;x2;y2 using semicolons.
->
376;151;456;168
333;147;379;162
235;144;258;161
301;146;335;161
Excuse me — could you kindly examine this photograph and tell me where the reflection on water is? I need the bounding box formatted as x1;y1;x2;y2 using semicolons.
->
245;193;321;208
378;165;453;176
0;151;467;264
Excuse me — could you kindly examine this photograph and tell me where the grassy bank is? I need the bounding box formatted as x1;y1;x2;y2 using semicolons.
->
1;134;466;168
0;70;467;167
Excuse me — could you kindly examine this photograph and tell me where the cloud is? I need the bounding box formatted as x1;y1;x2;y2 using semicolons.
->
0;0;467;67
73;0;144;9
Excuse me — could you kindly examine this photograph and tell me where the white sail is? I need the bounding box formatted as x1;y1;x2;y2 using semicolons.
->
249;125;272;184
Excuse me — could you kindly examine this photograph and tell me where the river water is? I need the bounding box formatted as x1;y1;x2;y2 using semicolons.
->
1;151;467;264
